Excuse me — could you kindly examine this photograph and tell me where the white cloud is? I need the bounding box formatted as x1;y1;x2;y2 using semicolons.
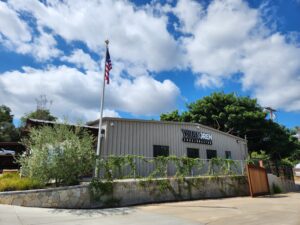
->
9;0;185;71
61;49;98;71
0;2;60;60
172;0;204;33
1;0;300;115
107;75;180;115
0;1;31;44
18;29;61;61
103;109;120;118
174;0;300;111
195;74;223;88
240;34;300;111
181;0;259;77
0;66;180;121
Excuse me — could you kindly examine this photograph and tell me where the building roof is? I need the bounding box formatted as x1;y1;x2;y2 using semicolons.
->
27;118;98;130
87;117;247;142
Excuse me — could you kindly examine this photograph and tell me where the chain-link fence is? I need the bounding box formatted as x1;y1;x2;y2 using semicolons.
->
97;156;247;179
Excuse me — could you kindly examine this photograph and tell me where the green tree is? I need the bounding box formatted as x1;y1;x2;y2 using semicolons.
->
19;124;95;186
21;109;57;125
160;92;299;160
0;105;20;142
160;110;182;122
259;121;299;159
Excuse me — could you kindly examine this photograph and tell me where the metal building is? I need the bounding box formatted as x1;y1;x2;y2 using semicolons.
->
87;117;248;160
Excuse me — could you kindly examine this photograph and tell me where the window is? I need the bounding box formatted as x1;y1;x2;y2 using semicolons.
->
225;151;232;159
206;149;217;159
187;148;199;158
153;145;169;157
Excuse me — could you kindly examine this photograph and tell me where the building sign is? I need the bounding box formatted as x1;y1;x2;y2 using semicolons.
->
181;129;213;145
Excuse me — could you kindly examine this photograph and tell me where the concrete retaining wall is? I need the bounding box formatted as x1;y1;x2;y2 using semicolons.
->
267;174;298;193
0;176;249;209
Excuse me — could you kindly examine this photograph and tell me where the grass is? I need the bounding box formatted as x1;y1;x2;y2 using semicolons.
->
0;173;44;192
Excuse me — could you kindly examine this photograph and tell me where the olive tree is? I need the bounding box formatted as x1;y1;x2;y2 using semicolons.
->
19;123;95;186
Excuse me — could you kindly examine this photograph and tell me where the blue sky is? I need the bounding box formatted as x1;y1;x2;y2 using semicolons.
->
0;0;299;128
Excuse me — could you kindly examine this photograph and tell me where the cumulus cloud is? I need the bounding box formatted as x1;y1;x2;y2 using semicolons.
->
0;66;180;121
8;0;185;71
0;1;31;43
103;109;120;118
172;0;204;33
174;0;300;111
0;2;60;61
19;29;61;61
1;0;300;118
61;49;98;71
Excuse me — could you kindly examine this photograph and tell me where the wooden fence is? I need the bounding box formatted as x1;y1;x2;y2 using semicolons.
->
247;164;270;197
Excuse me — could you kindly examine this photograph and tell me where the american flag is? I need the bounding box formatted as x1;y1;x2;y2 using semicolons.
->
104;48;112;84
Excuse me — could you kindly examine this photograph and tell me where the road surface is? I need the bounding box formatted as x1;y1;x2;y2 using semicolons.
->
0;192;299;225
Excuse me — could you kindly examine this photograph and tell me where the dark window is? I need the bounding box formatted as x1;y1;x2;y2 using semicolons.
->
206;149;217;159
153;145;169;157
187;148;199;158
225;151;232;159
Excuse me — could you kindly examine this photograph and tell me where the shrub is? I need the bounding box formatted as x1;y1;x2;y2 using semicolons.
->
18;123;95;186
0;173;44;192
272;183;282;194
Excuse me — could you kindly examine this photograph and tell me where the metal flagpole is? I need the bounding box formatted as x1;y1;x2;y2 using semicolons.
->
94;40;109;178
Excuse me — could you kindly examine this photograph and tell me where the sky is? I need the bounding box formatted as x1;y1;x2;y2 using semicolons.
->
0;0;299;128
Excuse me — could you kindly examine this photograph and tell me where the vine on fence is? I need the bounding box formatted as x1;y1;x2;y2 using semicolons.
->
89;155;243;203
148;156;169;178
95;155;240;179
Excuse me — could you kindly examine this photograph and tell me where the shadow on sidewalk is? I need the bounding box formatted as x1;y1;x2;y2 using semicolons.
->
49;207;135;217
258;195;288;198
162;205;238;209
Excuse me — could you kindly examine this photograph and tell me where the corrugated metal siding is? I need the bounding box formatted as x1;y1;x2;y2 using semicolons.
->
100;119;248;160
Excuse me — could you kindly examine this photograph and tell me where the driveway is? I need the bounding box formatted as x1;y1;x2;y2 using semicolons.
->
0;192;299;225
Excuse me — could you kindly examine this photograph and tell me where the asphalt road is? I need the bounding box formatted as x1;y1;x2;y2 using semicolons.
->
0;192;300;225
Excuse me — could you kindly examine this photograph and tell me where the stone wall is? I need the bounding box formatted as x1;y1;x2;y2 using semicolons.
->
0;185;91;208
0;176;249;209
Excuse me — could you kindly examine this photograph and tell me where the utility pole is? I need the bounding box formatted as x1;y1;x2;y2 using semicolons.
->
264;107;277;121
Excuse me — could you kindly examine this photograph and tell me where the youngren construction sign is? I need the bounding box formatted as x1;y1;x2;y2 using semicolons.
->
181;129;213;145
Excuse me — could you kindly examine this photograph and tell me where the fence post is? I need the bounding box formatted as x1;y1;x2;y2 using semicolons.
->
259;160;264;168
241;160;244;175
134;157;136;179
166;161;168;178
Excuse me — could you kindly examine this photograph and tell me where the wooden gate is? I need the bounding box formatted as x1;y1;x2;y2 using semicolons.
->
247;164;270;197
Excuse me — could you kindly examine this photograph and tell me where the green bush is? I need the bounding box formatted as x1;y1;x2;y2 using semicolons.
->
272;183;282;194
18;123;95;186
0;173;44;192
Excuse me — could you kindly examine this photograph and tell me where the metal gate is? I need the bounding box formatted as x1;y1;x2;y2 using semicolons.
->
247;164;270;197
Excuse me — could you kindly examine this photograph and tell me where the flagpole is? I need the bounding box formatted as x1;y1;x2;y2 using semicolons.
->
94;40;109;178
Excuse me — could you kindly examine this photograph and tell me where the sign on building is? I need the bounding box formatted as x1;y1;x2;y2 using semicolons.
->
181;129;213;145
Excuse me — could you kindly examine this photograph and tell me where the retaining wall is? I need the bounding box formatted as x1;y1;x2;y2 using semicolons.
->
0;176;249;209
267;174;298;193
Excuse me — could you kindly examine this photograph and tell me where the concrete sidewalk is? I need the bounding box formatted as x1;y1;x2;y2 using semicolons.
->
1;192;300;225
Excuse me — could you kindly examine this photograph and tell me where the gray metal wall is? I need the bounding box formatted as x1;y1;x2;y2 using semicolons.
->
97;118;247;160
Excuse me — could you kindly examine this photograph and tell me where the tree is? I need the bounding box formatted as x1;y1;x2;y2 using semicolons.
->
19;123;95;186
0;105;20;142
21;95;57;125
160;110;182;122
161;92;266;136
21;109;57;125
160;92;299;160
